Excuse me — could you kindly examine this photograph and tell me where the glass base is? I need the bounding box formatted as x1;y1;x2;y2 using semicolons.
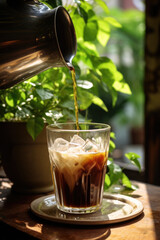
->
57;204;101;214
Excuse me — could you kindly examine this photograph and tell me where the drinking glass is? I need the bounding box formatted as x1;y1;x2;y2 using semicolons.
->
46;122;110;214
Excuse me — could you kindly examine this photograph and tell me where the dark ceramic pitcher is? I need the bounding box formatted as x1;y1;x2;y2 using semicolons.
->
0;0;77;89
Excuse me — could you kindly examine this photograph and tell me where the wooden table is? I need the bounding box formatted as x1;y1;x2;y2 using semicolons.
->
0;177;160;240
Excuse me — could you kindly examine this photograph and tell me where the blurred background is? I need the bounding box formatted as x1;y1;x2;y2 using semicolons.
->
88;0;145;180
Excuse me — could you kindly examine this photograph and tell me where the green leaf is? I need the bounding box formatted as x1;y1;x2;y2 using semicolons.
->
97;29;110;47
83;42;98;55
109;87;118;107
125;152;141;171
4;112;14;120
92;95;108;111
91;56;130;104
108;162;122;185
78;90;107;111
94;0;109;14
122;173;137;190
105;17;122;28
109;139;116;153
60;99;75;111
5;91;20;107
97;19;110;46
78;90;93;110
20;91;26;100
77;6;88;23
5;94;14;107
98;19;110;33
36;88;54;100
122;173;132;189
72;13;85;40
26;118;44;140
104;174;111;190
84;21;98;41
110;132;116;139
113;80;131;95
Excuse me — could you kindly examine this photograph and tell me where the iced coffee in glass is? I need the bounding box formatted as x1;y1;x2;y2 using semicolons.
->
46;122;110;214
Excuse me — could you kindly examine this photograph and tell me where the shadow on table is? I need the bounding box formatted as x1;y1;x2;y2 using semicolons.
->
0;181;111;240
29;210;111;240
43;223;111;240
0;221;37;240
0;178;147;240
28;203;144;240
29;210;144;240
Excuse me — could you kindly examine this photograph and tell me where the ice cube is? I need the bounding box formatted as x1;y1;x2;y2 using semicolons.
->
91;137;102;150
82;139;99;153
67;143;84;153
53;138;69;152
70;134;85;146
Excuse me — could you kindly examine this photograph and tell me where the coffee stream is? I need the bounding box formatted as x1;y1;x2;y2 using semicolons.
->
68;64;79;130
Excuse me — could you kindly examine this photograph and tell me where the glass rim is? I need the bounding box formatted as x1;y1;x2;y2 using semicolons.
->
46;122;111;133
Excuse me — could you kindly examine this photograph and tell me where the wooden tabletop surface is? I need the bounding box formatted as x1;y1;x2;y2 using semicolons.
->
0;177;160;240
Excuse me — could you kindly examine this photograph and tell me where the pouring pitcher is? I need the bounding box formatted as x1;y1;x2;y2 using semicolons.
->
0;0;77;89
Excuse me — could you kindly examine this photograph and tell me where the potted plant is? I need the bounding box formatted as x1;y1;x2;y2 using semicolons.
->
0;0;140;193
